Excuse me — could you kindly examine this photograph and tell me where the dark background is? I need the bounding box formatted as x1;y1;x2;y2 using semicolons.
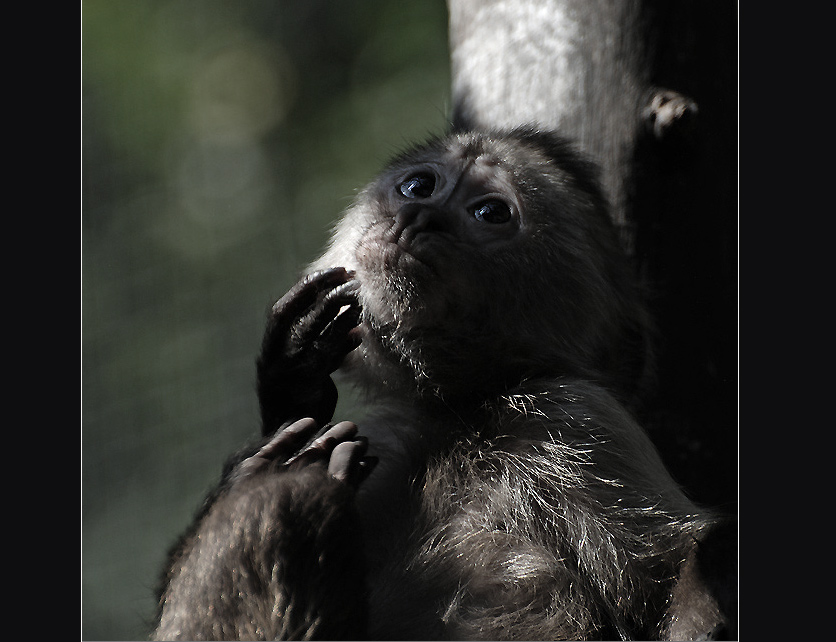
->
82;1;451;638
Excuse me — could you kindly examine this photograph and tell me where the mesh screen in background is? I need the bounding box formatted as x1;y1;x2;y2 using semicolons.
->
81;1;450;638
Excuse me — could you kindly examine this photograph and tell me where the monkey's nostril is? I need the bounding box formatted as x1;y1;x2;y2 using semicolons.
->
393;205;450;245
387;206;415;245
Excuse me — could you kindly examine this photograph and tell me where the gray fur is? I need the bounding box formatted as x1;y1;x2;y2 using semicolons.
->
154;129;728;640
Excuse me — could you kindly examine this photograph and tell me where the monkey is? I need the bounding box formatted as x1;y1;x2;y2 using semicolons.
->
153;128;734;641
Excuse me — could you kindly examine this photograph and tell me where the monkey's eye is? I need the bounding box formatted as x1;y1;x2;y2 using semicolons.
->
471;200;512;224
398;173;435;198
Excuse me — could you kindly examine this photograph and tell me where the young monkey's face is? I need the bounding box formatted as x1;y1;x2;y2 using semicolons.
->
346;134;531;327
307;129;638;396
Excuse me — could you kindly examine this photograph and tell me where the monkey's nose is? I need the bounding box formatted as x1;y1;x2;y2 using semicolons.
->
392;204;453;246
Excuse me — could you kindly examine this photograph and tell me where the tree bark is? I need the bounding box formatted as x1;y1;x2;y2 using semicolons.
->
448;0;738;509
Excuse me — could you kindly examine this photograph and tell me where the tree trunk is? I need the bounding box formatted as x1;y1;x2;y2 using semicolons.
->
448;0;738;509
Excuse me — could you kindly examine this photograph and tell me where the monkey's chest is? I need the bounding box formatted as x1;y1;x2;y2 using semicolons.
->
362;465;574;639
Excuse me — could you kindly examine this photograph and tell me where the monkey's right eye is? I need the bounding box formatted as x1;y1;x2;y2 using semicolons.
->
398;173;435;199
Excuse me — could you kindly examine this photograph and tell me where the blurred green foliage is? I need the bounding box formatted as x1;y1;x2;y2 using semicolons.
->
82;1;451;638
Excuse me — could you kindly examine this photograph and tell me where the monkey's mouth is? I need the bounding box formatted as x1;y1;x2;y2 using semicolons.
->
386;220;445;269
358;221;437;275
382;239;431;273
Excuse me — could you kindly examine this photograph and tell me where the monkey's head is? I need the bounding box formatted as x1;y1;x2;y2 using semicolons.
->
310;128;650;405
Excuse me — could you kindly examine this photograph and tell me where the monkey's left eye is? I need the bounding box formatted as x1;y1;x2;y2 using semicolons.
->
471;200;512;224
398;173;435;198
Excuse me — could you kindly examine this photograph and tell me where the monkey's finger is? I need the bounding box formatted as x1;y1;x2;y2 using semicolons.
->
319;305;363;370
324;297;362;337
327;439;371;485
285;421;359;467
270;268;355;330
231;418;322;480
298;279;361;342
261;270;350;364
256;417;322;462
308;421;360;452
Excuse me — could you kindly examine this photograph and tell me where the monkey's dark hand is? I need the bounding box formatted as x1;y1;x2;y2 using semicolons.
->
232;418;376;489
258;268;362;436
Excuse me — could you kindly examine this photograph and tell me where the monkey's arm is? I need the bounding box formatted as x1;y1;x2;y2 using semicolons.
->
257;268;361;435
154;418;375;641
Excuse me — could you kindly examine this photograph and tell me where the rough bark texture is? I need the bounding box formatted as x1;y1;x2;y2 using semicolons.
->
448;0;737;511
